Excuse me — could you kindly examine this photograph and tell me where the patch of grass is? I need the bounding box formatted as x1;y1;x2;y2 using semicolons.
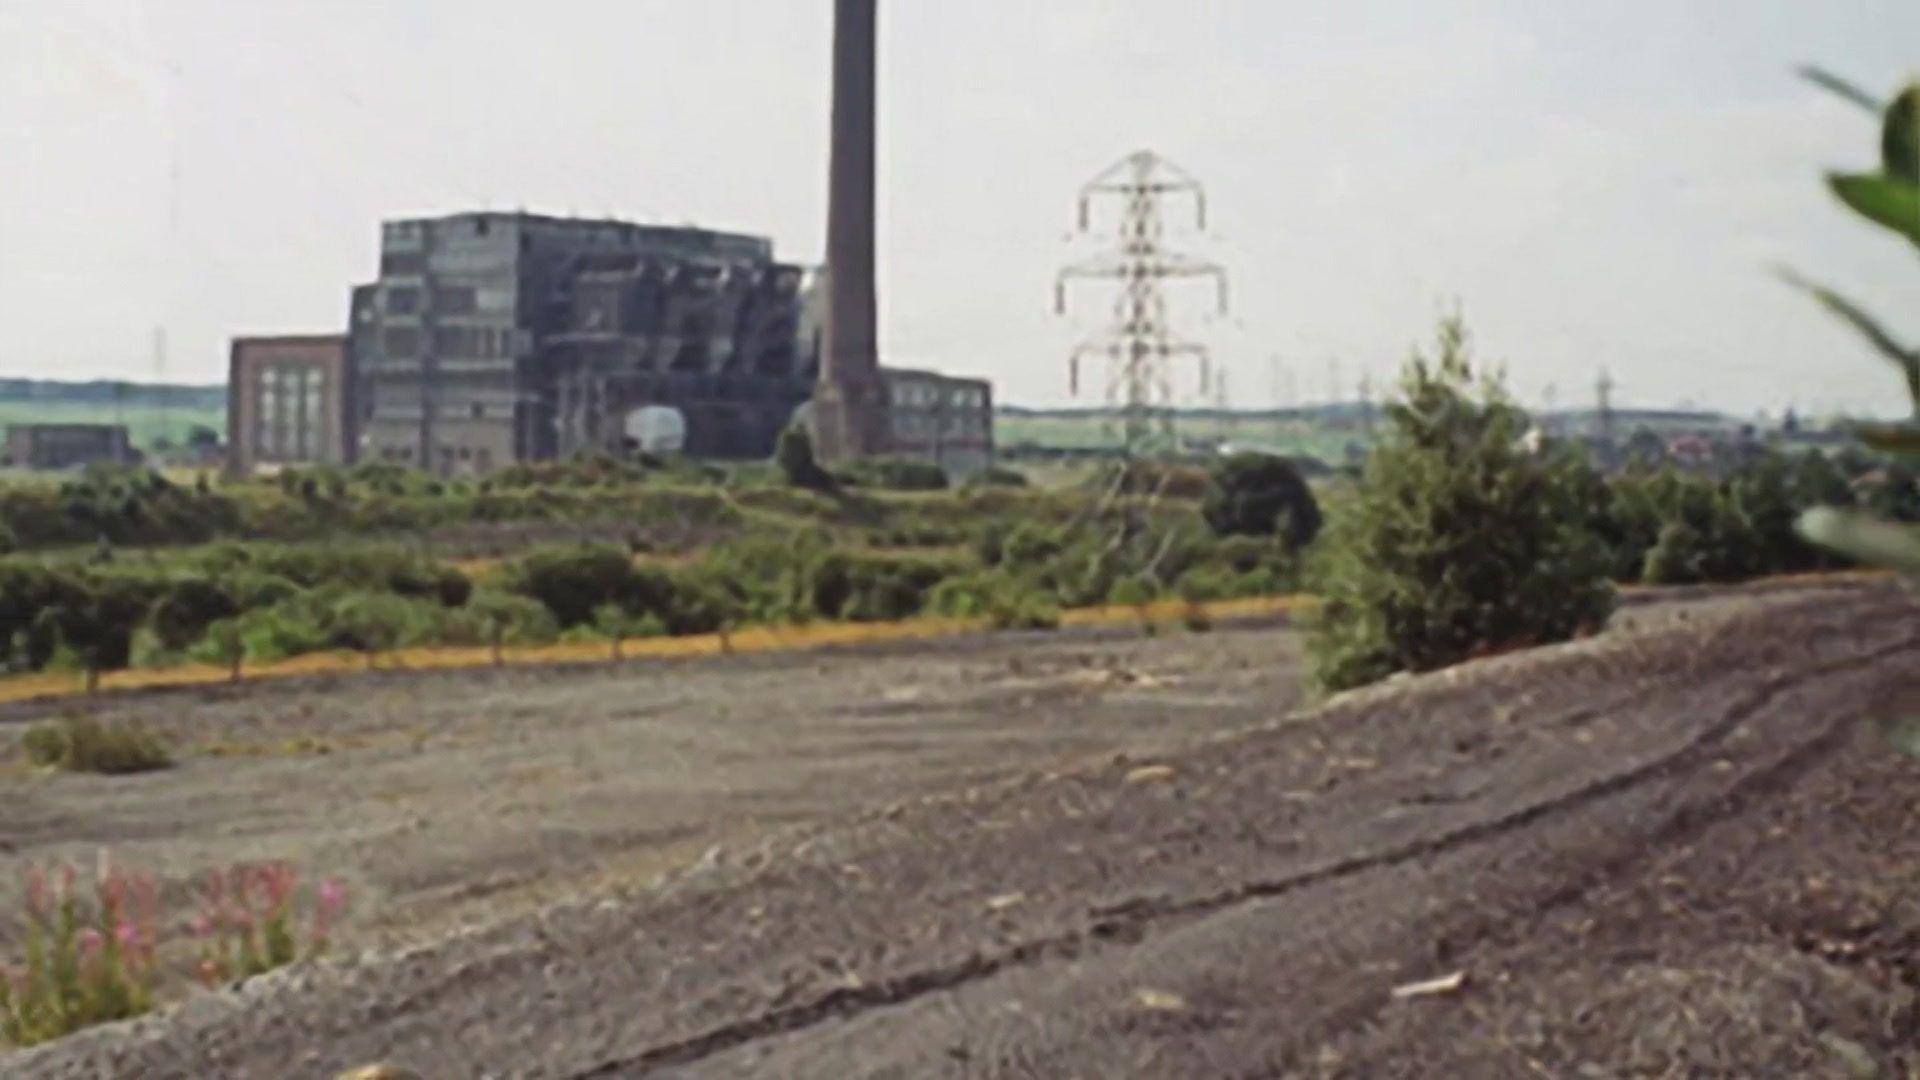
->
20;715;171;774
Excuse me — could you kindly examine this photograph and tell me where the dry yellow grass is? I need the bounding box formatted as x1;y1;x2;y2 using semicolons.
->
0;595;1308;708
1;569;1875;709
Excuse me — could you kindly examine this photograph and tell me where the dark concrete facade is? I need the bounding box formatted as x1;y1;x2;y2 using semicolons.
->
227;335;354;473
810;0;890;463
351;212;816;474
3;424;133;470
883;369;994;478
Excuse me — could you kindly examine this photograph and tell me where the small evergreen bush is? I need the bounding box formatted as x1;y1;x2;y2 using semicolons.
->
1307;315;1616;691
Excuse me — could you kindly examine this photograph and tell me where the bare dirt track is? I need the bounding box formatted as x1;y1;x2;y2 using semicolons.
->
7;580;1920;1078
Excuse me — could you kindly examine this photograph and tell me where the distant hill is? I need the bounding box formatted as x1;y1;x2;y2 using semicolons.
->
0;380;226;450
0;379;225;411
998;402;1373;423
997;403;1743;430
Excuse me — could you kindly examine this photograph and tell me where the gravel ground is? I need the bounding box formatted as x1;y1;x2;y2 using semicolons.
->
5;579;1916;1077
0;618;1310;956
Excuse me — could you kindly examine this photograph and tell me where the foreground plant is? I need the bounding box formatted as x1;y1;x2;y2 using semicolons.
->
0;855;161;1046
191;862;349;987
1787;66;1920;754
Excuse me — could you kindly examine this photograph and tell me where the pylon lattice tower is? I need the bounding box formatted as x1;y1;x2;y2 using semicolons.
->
1055;150;1228;458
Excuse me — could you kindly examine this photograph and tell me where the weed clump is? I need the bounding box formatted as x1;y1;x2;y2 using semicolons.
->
21;715;171;774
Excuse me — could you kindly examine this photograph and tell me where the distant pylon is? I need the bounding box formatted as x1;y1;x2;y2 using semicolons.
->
1055;150;1227;458
1595;367;1617;444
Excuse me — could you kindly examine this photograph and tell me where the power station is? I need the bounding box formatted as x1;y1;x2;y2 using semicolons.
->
228;0;992;479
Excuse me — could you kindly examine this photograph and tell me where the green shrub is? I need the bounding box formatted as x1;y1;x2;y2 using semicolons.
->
1107;573;1160;608
21;715;171;774
1001;522;1072;567
325;591;438;667
974;465;1029;488
0;563;87;672
224;601;331;665
1306;315;1616;691
927;570;1061;629
32;573;156;692
807;549;965;622
188;619;247;681
841;456;950;491
499;544;640;627
462;590;560;651
776;427;837;492
1201;452;1323;548
147;577;238;653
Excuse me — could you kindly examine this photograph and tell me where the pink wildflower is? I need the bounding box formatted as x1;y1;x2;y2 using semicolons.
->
317;879;349;920
76;928;104;965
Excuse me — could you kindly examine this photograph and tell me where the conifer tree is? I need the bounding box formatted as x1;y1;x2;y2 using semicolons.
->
1306;314;1616;691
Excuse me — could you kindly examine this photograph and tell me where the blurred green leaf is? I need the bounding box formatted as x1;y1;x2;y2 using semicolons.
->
1797;506;1920;576
1796;65;1886;114
1883;83;1919;182
1858;424;1920;458
1828;172;1920;245
1776;268;1920;414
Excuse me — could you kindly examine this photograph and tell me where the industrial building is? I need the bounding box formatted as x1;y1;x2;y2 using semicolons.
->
882;369;993;478
349;212;817;474
3;423;134;470
226;334;355;472
216;204;993;479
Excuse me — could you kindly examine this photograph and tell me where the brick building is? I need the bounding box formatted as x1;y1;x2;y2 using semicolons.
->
226;335;355;473
3;424;133;470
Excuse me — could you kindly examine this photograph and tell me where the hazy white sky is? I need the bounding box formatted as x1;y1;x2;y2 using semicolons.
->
1;0;1916;415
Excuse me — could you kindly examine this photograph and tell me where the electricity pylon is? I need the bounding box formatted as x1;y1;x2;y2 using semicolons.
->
1055;150;1228;459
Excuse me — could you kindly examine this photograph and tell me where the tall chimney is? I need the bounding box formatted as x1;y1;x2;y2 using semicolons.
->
810;0;887;462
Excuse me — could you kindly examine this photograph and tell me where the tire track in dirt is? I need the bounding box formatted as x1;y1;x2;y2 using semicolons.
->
570;616;1920;1076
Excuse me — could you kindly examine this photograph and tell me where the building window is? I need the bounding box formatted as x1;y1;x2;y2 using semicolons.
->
383;327;420;359
381;252;425;276
431;285;477;315
472;402;485;419
385;287;420;315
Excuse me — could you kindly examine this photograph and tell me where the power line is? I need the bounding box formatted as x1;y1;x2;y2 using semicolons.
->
1055;150;1227;460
